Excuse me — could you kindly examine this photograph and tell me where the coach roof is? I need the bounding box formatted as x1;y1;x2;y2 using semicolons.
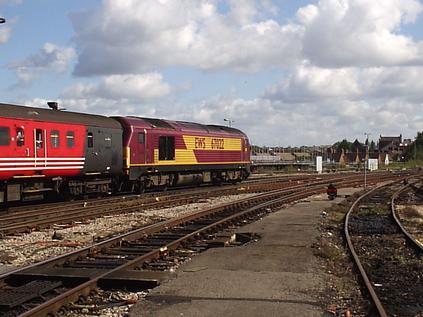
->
0;103;121;129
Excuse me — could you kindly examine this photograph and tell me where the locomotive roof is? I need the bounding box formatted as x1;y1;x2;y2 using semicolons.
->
123;116;247;136
0;103;122;129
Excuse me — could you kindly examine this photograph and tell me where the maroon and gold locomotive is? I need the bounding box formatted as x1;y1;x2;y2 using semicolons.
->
0;103;250;205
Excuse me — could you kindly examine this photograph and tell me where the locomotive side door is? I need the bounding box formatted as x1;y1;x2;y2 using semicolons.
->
134;130;146;164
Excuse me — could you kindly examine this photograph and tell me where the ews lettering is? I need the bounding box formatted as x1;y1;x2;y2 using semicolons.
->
195;137;206;149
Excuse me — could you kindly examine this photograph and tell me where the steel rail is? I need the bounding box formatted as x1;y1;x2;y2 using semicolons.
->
0;174;356;235
0;181;285;233
2;176;387;317
0;174;402;270
16;182;338;317
391;183;423;252
2;174;310;214
1;176;347;280
344;181;420;317
0;173;406;316
344;183;391;317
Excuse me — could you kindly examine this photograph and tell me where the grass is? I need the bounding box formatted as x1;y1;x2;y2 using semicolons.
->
357;206;387;216
381;160;423;169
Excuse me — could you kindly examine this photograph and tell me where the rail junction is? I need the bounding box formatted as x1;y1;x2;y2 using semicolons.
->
345;179;423;316
0;170;420;316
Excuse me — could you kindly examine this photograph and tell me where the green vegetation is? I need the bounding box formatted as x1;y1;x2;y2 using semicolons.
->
403;132;423;161
384;160;423;169
333;139;353;152
357;206;387;216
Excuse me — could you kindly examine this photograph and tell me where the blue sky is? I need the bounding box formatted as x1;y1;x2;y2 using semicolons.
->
1;0;423;146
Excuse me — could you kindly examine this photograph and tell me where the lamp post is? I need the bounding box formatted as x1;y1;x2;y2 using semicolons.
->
364;132;371;190
224;118;234;127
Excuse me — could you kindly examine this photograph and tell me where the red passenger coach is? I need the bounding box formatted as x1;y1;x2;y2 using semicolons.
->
114;116;251;192
0;117;86;179
0;103;123;204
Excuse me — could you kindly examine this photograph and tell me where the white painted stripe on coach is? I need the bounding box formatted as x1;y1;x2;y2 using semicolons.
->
0;162;86;166
0;157;85;161
0;166;84;171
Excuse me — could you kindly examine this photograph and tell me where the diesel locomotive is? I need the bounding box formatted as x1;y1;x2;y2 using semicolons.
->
0;103;251;206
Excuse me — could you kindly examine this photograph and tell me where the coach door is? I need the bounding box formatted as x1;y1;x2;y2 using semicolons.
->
34;128;46;168
12;125;28;159
85;128;111;173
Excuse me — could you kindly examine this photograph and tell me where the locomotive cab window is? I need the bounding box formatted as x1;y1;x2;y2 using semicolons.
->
0;127;10;146
159;136;175;160
35;129;43;149
16;128;24;147
50;130;60;148
66;131;75;147
138;132;145;144
87;132;93;148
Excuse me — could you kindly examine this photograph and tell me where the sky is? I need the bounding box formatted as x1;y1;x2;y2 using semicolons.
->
1;0;423;146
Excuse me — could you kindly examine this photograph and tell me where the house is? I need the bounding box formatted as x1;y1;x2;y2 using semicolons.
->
378;135;402;153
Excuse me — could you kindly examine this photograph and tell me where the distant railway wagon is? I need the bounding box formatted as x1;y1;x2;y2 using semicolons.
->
115;117;251;192
0;103;251;205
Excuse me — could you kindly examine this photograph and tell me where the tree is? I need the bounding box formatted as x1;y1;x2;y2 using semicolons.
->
334;139;353;152
403;132;423;161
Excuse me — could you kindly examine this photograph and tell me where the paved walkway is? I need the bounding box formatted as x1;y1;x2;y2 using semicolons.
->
130;191;351;317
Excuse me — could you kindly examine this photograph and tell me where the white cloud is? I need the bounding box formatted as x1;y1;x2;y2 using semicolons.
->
299;0;423;67
70;0;302;76
265;64;423;103
9;43;76;86
69;0;423;77
61;73;171;102
22;90;423;146
11;1;423;146
185;96;422;145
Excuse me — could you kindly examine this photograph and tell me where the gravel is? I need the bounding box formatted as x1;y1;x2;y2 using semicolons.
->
0;193;255;268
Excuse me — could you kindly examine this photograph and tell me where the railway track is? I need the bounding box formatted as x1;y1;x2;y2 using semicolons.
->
0;173;406;317
344;179;423;317
0;173;367;236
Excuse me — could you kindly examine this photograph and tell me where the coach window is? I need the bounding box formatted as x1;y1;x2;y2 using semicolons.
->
16;128;24;146
138;132;145;144
35;129;43;149
87;132;93;148
50;130;60;148
66;131;75;147
159;136;175;160
105;136;112;148
0;127;10;146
